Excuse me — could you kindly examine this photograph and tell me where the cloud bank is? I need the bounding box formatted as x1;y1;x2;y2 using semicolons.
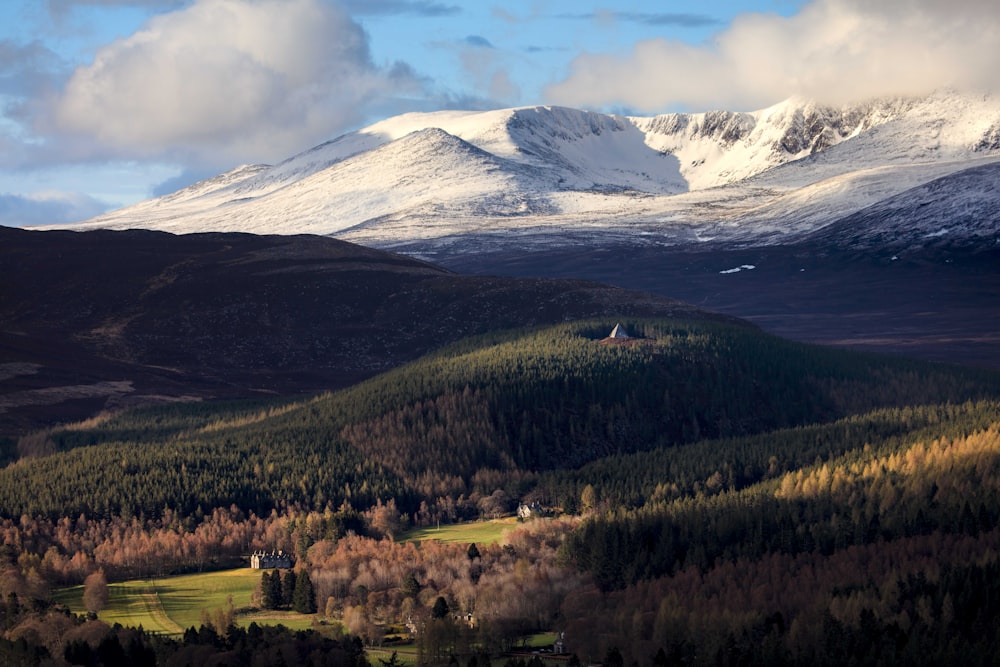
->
546;0;1000;112
47;0;426;167
0;191;109;226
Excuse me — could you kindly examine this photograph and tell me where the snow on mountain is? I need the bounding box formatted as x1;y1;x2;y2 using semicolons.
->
747;91;1000;189
804;161;1000;250
634;90;1000;191
81;127;561;236
63;91;1000;251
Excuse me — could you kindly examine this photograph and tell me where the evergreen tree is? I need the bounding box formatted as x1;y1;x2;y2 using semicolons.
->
293;570;316;614
402;572;421;599
261;571;281;610
432;596;450;619
260;571;272;609
603;647;623;667
281;569;297;608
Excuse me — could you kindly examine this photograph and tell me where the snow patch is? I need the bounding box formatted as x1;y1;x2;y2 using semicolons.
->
719;264;757;274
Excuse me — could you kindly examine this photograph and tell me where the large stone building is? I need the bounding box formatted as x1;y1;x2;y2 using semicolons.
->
250;550;293;569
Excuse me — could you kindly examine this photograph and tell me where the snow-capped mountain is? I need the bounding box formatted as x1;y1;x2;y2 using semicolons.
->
805;161;1000;250
66;90;1000;252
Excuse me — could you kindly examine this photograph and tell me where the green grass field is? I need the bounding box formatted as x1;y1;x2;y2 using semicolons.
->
52;564;558;664
53;517;521;631
367;646;419;666
52;568;315;635
397;517;519;544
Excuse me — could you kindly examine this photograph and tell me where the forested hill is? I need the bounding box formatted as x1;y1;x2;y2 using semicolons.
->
0;226;713;440
2;318;998;521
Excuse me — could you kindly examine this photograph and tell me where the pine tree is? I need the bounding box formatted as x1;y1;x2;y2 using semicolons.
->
261;571;283;610
432;596;449;619
268;571;282;609
402;572;421;599
282;569;297;608
293;570;316;614
260;571;274;610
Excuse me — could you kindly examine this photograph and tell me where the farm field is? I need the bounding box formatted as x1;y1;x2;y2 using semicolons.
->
398;517;519;544
50;515;522;634
52;568;316;635
51;539;537;640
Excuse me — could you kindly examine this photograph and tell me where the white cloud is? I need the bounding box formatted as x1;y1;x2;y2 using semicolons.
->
545;0;1000;112
47;0;426;167
0;190;109;226
455;39;521;107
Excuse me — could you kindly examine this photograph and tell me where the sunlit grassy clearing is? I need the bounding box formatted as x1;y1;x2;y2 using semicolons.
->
397;517;518;544
53;568;317;635
237;609;317;631
522;632;558;648
52;581;183;635
154;568;260;630
368;646;419;666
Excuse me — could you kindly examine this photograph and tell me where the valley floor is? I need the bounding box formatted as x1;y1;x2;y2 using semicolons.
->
433;243;1000;369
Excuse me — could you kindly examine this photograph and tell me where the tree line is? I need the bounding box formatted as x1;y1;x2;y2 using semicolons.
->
3;319;998;524
0;319;999;663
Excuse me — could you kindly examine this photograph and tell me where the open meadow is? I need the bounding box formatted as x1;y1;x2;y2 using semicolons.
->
398;517;519;544
52;568;316;635
49;518;519;639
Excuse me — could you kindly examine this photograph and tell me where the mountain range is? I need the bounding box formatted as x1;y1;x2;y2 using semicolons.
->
64;90;1000;254
49;90;1000;370
4;89;1000;666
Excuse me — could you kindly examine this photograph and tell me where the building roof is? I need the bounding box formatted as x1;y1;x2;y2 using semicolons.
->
609;323;629;339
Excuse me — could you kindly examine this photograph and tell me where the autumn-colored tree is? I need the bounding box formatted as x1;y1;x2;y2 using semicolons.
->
580;485;596;514
82;569;108;614
201;594;236;635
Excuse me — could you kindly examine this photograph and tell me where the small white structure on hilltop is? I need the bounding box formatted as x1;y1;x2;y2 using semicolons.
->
609;323;629;339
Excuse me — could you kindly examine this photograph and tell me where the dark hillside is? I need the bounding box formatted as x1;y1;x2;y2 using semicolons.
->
429;241;1000;370
0;227;716;440
1;318;997;520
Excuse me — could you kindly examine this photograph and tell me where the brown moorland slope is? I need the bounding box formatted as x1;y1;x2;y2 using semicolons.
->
0;227;731;438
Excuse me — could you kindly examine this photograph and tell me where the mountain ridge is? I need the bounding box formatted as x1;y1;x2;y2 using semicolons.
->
57;90;1000;251
0;225;723;440
26;92;998;376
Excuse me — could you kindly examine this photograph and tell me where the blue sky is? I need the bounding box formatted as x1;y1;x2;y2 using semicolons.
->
0;0;996;227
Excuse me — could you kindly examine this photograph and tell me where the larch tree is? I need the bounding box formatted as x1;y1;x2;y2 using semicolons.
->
82;569;109;614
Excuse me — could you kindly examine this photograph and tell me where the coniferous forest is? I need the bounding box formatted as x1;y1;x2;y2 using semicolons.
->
2;318;1000;665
